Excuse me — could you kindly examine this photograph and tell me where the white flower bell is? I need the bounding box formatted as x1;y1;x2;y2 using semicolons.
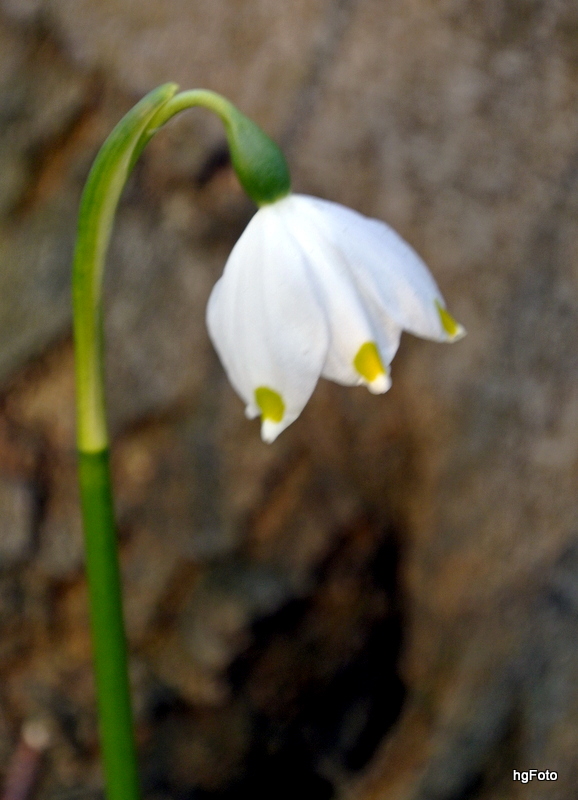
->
207;194;464;443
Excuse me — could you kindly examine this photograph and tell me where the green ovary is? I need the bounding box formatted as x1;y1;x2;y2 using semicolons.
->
353;342;386;382
255;386;285;422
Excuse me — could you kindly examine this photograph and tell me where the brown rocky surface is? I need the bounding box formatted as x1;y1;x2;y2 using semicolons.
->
0;1;577;798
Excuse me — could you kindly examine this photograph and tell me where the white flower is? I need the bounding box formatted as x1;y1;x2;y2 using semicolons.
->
206;194;465;443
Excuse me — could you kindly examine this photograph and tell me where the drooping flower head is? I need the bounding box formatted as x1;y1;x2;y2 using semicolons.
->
70;83;467;800
207;193;464;442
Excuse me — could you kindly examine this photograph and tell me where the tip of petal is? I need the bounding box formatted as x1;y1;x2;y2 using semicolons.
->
254;387;288;442
365;371;392;394
449;322;467;342
353;341;391;393
260;418;284;443
435;300;466;341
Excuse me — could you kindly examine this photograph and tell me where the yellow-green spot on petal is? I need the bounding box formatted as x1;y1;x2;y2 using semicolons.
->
435;299;465;340
353;342;386;383
255;386;285;422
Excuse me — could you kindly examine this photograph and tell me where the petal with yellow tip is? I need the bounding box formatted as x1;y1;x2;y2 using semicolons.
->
206;198;329;442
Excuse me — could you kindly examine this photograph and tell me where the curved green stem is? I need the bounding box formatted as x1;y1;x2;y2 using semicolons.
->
73;84;289;800
73;83;180;454
73;83;179;800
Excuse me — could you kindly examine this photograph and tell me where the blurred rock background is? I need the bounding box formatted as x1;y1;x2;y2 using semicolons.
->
0;0;577;798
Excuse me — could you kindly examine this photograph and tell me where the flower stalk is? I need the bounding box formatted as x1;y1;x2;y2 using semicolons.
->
72;84;289;800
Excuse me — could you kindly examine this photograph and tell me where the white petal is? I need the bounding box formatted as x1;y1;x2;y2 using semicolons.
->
206;200;329;440
280;196;398;392
294;195;457;342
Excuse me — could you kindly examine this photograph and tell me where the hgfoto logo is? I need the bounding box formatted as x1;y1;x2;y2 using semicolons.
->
513;770;558;783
